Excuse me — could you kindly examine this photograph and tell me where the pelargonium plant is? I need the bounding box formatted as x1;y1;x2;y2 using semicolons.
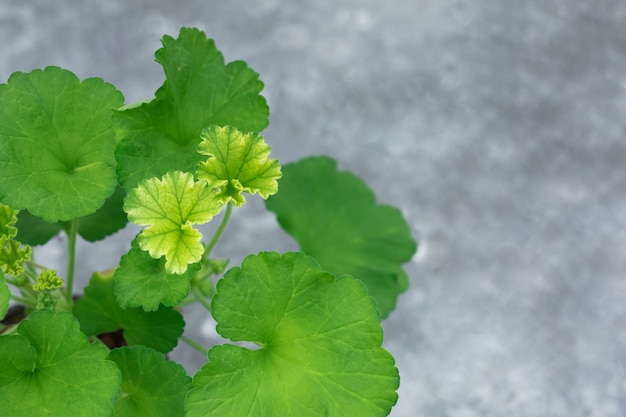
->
0;27;416;417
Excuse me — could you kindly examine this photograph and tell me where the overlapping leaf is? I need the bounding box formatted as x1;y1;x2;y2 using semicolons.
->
114;238;200;312
186;252;399;417
15;186;128;246
196;125;281;206
0;270;9;321
124;171;223;274
114;27;269;190
109;346;192;417
73;271;184;353
0;66;124;222
0;240;31;276
0;203;17;247
265;156;417;318
0;309;121;416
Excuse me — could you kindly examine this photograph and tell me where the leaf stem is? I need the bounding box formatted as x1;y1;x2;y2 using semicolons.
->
192;285;212;312
65;218;79;304
11;294;36;308
180;335;208;355
25;260;49;270
204;203;233;258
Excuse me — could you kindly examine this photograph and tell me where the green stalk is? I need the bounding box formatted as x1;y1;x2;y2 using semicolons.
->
11;294;37;308
180;335;208;355
192;285;213;312
204;202;233;258
65;218;79;304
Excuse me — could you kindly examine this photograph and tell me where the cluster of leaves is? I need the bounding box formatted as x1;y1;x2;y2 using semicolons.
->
0;27;416;416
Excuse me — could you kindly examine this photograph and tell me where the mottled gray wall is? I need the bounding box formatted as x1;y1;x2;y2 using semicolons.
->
2;1;626;415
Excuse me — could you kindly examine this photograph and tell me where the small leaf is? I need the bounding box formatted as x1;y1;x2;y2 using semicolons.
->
124;170;223;274
114;27;269;190
109;346;192;417
73;271;184;353
0;240;31;276
32;269;63;291
115;238;200;312
0;270;9;321
196;125;281;206
0;203;18;247
265;157;417;318
186;252;399;417
0;66;124;222
0;309;121;417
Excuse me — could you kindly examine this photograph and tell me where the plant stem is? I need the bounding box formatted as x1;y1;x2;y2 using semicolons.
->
192;285;212;312
180;335;208;355
204;202;233;258
25;260;49;270
11;294;36;308
65;218;79;304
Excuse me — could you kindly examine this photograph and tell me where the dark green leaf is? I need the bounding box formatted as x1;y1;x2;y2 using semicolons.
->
265;157;417;318
16;185;128;246
109;346;192;417
114;27;269;190
115;238;200;312
0;66;124;222
73;271;184;353
0;309;121;416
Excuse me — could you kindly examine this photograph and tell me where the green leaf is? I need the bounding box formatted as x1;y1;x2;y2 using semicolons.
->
265;157;417;318
114;27;269;190
0;66;124;222
15;185;129;246
15;209;62;245
124;170;223;274
186;252;399;417
32;269;63;291
0;240;31;276
109;346;192;417
0;203;18;247
73;271;184;354
75;185;129;241
0;309;121;416
115;238;200;312
196;125;281;207
0;270;9;321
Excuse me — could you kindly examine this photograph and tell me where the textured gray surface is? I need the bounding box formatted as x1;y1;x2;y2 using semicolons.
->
2;0;626;415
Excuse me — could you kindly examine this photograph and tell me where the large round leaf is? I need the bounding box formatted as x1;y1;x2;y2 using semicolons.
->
0;309;121;416
265;157;417;318
0;66;124;222
186;252;399;417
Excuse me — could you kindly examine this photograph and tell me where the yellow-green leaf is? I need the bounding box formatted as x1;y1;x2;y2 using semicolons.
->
196;125;281;207
124;171;223;274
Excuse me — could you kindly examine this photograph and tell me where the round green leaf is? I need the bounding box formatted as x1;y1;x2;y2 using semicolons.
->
186;252;399;417
73;271;184;354
115;238;200;312
16;186;129;246
114;27;269;190
108;346;192;417
0;66;124;222
265;156;417;318
0;309;121;417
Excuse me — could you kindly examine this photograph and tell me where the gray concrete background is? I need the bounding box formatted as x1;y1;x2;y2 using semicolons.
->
2;0;626;415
